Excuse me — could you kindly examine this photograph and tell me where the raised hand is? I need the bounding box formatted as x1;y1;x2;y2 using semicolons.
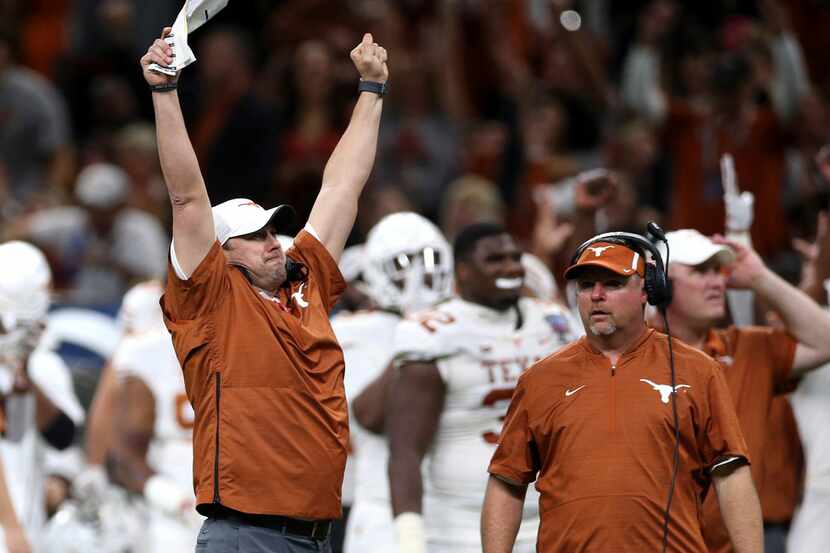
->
575;168;617;212
711;234;766;289
721;153;754;233
350;33;389;83
139;28;178;87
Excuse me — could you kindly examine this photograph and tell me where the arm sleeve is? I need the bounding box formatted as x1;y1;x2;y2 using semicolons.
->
765;328;798;393
697;365;751;473
392;313;455;367
29;350;84;425
488;377;540;485
110;337;149;383
287;230;346;313
162;240;229;321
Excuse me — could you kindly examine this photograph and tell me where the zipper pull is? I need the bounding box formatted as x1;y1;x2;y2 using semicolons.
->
611;364;616;376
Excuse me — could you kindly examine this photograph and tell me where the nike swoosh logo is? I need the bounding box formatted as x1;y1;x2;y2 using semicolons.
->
565;385;586;397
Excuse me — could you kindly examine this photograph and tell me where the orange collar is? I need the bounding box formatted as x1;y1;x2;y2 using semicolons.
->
703;328;727;358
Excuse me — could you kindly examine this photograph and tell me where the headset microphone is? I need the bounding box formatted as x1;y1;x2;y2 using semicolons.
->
647;221;667;243
284;258;308;287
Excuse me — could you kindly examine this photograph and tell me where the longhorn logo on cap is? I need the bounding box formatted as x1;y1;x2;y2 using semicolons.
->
587;245;614;257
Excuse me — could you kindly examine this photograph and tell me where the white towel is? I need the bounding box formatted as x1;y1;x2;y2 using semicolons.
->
149;0;229;76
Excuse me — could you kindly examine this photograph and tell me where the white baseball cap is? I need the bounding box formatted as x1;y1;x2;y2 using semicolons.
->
658;229;736;267
211;198;294;245
75;163;129;209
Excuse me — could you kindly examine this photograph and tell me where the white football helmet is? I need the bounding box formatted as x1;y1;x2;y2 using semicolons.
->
363;212;453;313
339;244;365;283
0;241;51;330
0;241;52;379
117;279;164;335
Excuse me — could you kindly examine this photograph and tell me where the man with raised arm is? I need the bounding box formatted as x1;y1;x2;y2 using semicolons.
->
139;27;388;553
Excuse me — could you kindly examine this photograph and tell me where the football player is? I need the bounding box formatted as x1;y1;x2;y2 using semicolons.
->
107;279;202;552
333;212;454;553
0;241;84;552
387;223;579;553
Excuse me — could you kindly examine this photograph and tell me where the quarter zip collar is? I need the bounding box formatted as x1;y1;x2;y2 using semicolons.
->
581;327;654;366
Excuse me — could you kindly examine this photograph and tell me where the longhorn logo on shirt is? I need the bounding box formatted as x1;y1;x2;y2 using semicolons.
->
292;283;309;308
640;379;691;403
587;245;614;257
715;355;734;367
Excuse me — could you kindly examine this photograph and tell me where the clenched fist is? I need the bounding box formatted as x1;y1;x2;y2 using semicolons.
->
140;27;178;87
350;33;388;83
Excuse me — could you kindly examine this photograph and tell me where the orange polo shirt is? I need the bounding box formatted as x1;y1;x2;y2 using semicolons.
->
701;326;797;553
489;329;749;553
759;396;803;523
162;230;347;519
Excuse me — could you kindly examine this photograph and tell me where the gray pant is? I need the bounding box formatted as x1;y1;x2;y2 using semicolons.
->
764;522;789;553
196;517;333;553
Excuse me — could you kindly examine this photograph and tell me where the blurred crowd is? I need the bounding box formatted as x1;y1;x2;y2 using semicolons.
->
1;0;830;550
3;0;830;303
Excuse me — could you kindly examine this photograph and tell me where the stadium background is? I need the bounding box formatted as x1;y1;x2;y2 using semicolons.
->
0;0;829;547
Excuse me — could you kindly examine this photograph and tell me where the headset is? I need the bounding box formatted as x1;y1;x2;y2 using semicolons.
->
230;258;308;290
569;225;672;309
571;222;678;553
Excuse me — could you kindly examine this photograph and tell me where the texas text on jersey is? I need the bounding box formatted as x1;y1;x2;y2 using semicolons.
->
393;296;579;550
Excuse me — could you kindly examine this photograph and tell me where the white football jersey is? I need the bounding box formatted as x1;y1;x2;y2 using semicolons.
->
332;310;400;553
393;297;579;549
112;328;200;552
0;347;84;553
112;329;193;494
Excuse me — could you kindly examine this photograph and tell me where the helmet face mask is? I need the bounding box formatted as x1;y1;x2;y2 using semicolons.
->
363;213;454;314
0;241;52;376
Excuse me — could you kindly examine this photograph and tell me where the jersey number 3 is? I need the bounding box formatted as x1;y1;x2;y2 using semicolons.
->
481;387;515;444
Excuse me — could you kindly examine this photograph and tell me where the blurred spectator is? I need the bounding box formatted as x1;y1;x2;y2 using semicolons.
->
273;39;343;219
439;174;505;242
0;29;73;215
182;27;279;206
375;49;461;217
18;0;72;79
621;0;811;258
13;163;167;308
113;123;168;224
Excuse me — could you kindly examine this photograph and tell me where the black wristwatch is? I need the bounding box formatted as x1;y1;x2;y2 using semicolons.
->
150;82;178;93
358;79;388;97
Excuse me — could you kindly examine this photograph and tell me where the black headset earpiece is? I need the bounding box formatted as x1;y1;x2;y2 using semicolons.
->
284;258;308;287
570;228;672;309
